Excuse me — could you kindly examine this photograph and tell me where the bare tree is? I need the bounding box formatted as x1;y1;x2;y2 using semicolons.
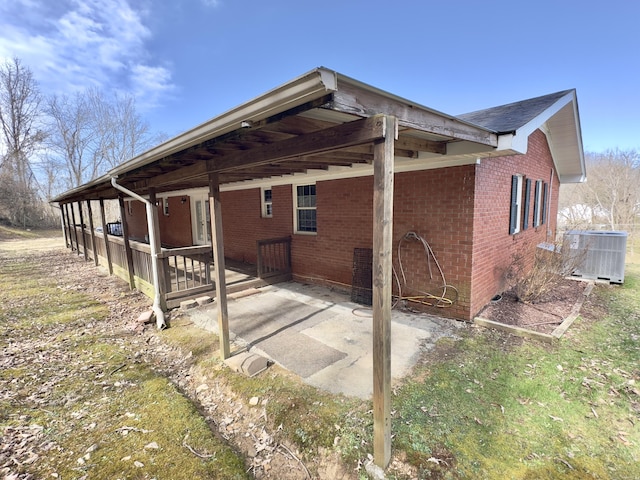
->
0;57;45;227
560;149;640;235
46;88;155;191
93;91;154;170
46;91;100;189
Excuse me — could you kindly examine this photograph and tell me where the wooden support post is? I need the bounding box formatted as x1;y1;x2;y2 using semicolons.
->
118;194;136;290
208;172;230;360
99;198;113;275
69;203;79;255
86;200;98;266
372;115;396;469
77;202;88;261
64;204;73;249
60;204;70;248
148;189;168;311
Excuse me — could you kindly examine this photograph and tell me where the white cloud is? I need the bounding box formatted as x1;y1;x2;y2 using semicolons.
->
0;0;174;108
201;0;221;7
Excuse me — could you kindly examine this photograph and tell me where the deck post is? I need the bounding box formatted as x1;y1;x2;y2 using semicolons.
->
59;204;70;248
69;203;79;255
86;200;98;266
64;204;73;250
99;198;114;275
148;189;168;311
77;202;88;261
372;115;396;469
118;194;137;289
208;172;230;360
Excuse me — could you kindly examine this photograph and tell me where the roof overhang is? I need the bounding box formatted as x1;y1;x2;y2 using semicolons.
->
51;67;500;204
490;90;586;183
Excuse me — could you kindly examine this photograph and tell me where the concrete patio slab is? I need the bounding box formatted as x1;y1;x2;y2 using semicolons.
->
186;281;463;398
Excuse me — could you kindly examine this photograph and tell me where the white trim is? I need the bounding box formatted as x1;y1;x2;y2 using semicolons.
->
293;183;317;235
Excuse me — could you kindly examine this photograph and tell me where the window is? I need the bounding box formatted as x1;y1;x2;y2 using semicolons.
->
542;182;549;225
294;184;317;233
522;178;531;231
533;180;543;227
509;175;523;235
261;187;273;218
163;198;169;216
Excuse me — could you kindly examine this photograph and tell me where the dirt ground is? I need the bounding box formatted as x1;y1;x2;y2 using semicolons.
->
1;241;353;479
477;276;590;335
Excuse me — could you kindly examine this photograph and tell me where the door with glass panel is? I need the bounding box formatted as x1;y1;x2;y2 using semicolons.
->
191;195;211;245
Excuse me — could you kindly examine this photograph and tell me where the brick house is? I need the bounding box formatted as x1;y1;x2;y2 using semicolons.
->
53;68;585;323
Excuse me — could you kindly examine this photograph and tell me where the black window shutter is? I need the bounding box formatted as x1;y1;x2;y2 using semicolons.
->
542;182;549;225
523;178;531;230
533;180;541;227
509;175;518;235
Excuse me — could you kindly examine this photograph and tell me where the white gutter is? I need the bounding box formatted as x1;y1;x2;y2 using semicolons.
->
110;177;166;330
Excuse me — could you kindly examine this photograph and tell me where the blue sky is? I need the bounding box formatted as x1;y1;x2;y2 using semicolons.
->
1;0;638;153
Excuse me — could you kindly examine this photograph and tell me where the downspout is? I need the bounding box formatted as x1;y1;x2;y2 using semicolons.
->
110;177;166;329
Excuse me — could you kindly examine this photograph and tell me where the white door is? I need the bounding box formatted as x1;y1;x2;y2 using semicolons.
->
191;195;211;245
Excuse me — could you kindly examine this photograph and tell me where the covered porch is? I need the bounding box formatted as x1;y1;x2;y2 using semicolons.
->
52;67;499;468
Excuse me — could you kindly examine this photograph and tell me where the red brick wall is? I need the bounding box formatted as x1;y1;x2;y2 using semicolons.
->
470;129;559;318
158;196;192;247
220;170;476;320
120;196;193;247
125;200;147;241
221;186;293;263
122;128;558;322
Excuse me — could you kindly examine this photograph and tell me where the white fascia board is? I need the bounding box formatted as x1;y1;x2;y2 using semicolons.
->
508;91;576;154
108;68;338;178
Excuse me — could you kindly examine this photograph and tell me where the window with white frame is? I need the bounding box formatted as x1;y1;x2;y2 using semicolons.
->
533;180;543;227
522;178;531;231
163;198;169;216
294;184;317;233
509;175;523;235
261;187;273;218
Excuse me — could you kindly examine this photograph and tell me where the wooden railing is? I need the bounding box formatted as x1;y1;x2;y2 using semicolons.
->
68;226;292;309
257;236;292;279
158;246;213;301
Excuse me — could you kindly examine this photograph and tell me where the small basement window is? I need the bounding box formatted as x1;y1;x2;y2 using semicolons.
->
294;184;316;233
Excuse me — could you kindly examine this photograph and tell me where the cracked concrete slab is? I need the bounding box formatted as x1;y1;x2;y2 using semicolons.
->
186;281;463;398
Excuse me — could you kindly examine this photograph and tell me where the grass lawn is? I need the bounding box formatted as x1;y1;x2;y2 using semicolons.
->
2;229;638;479
0;251;250;479
389;258;640;478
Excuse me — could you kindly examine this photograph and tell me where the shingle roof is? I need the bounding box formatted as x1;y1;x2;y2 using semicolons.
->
457;90;574;134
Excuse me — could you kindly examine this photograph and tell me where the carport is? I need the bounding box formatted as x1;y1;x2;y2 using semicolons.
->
52;67;498;468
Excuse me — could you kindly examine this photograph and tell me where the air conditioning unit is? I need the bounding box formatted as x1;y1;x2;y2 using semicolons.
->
564;230;627;284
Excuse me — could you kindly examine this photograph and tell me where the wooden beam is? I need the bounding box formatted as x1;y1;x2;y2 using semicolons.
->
208;172;230;360
396;135;446;155
372;115;396;469
99;198;114;275
118;195;136;290
332;82;498;146
86;200;98;266
213;115;387;172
